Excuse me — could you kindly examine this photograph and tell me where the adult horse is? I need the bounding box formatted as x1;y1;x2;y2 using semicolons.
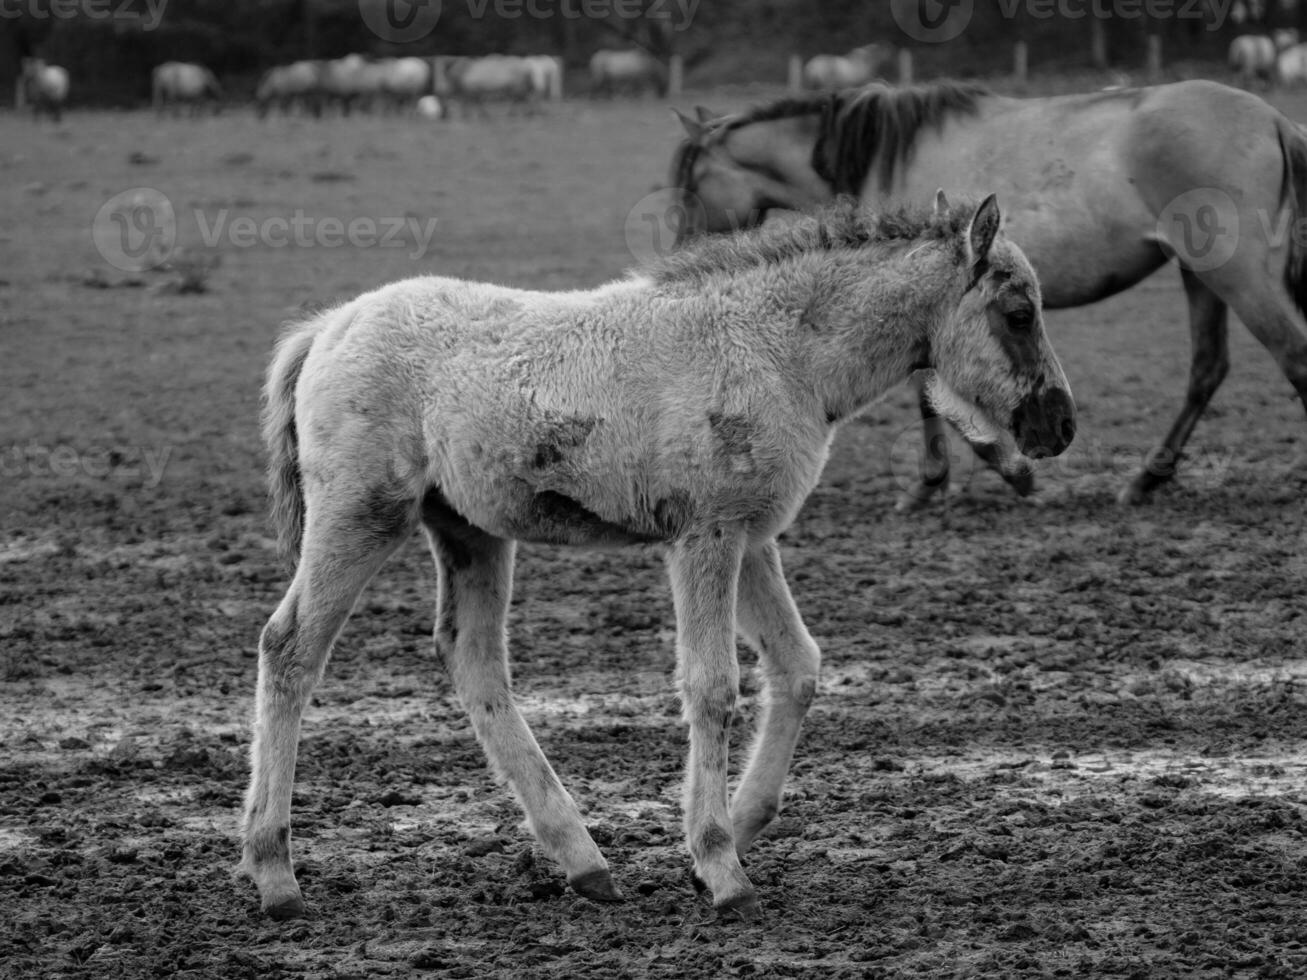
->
152;62;222;116
524;54;564;101
669;81;1307;505
240;195;1073;921
255;61;323;118
16;58;69;121
802;43;895;90
1229;34;1277;88
1279;43;1307;87
590;49;665;98
379;56;433;111
440;55;537;117
319;54;387;115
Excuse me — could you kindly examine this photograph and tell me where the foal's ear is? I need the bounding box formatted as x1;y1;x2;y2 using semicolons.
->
933;189;950;216
694;105;718;123
965;194;1002;264
673;108;707;142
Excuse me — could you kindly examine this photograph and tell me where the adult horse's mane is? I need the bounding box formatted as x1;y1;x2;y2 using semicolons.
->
813;82;990;195
645;197;970;286
671;83;990;201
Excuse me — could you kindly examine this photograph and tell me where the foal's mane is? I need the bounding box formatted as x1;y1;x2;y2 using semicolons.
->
645;198;971;286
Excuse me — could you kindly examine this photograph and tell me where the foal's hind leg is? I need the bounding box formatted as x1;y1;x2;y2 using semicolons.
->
1120;268;1230;504
730;540;820;855
241;493;414;919
422;503;620;902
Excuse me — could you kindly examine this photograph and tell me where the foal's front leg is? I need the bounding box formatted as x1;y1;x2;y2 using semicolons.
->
666;525;757;917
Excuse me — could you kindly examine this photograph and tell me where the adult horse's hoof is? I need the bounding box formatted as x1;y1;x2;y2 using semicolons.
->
263;893;306;921
569;868;623;903
894;486;940;513
1117;479;1152;506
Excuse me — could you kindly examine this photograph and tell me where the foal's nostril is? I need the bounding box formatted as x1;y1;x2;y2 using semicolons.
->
1058;416;1076;447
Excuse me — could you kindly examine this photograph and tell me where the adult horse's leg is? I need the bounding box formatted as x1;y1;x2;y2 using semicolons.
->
240;492;413;919
895;385;953;512
421;500;620;902
1120;268;1230;504
666;525;756;917
730;539;820;855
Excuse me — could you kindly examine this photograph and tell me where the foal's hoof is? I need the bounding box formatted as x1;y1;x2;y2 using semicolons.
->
714;890;760;923
569;868;623;903
263;893;306;921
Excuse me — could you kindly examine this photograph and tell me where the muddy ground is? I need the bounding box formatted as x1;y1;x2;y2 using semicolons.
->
2;87;1307;979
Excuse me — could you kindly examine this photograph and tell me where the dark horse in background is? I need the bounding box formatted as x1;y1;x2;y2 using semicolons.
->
669;81;1307;506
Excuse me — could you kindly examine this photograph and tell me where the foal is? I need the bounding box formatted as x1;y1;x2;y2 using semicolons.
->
240;193;1075;920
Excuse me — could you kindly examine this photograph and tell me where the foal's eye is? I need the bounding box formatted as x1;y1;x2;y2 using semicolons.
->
1007;308;1034;332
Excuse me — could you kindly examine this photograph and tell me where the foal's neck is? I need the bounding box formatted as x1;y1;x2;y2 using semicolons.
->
785;245;953;423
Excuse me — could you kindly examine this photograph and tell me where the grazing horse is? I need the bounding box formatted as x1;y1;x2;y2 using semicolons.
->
669;81;1307;505
1279;43;1307;87
239;195;1074;921
255;61;324;118
440;55;537;117
16;58;69;121
152;62;222;116
1229;35;1277;88
379;56;433;112
524;54;564;101
802;44;895;90
590;49;666;98
319;54;384;115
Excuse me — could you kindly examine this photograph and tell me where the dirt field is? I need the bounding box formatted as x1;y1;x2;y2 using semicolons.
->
3;87;1307;979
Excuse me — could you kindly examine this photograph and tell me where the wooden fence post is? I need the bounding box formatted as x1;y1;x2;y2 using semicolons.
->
1014;40;1028;83
898;48;913;86
1146;35;1162;81
668;54;683;98
788;53;803;92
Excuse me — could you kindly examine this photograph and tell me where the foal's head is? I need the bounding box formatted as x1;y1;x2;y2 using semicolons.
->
922;192;1076;463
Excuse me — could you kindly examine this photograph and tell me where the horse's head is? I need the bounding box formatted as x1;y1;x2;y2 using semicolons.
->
669;108;832;246
924;192;1075;467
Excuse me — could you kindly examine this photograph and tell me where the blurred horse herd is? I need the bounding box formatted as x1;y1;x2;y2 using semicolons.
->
19;26;1307;125
12;47;670;122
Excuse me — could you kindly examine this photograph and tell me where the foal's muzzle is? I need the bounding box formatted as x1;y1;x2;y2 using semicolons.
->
1012;386;1076;459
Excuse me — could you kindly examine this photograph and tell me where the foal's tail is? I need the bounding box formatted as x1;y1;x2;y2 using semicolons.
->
262;318;319;567
1276;116;1307;318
